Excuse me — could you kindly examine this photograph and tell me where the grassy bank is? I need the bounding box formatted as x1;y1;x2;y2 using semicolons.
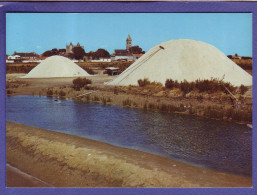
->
24;84;252;124
6;74;252;124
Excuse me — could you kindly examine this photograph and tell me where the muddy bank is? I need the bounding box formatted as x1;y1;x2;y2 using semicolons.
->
6;121;252;187
6;164;52;187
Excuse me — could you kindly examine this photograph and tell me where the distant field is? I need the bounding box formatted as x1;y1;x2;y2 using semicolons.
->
6;59;252;75
6;61;133;74
231;59;252;75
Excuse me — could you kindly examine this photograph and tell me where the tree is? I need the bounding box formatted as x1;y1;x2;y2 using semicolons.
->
129;46;145;54
51;48;58;55
91;48;110;59
72;47;86;60
67;53;74;59
42;50;54;57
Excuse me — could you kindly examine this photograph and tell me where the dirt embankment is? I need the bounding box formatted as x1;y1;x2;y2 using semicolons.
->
6;74;252;124
6;121;252;187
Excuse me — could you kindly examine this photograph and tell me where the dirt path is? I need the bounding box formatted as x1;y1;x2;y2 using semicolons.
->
6;121;252;187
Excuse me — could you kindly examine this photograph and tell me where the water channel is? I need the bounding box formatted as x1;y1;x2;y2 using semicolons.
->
6;95;252;177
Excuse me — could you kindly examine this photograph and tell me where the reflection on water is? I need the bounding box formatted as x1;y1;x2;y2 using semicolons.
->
6;95;252;176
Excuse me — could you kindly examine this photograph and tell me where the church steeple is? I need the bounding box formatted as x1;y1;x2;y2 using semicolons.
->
126;34;132;51
127;34;132;41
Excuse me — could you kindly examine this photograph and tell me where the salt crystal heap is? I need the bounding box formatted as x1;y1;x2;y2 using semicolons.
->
107;39;252;86
22;55;90;78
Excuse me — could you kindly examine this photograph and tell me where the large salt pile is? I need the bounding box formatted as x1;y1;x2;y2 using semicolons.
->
22;55;90;78
107;39;252;86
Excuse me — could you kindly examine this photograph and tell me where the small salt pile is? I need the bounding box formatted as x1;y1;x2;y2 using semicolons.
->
22;55;90;78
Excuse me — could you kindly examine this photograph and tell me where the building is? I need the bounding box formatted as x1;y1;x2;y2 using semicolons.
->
105;67;120;76
133;53;144;60
126;34;132;51
111;34;134;61
13;52;39;61
39;55;48;60
111;34;144;62
66;42;84;54
7;55;21;63
111;50;135;61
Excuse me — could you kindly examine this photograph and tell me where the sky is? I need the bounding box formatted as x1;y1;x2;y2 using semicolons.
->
6;13;252;56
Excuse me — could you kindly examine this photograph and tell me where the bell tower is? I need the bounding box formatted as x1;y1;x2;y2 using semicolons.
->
126;34;132;51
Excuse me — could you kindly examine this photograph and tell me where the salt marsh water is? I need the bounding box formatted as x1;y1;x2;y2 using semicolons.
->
6;95;252;176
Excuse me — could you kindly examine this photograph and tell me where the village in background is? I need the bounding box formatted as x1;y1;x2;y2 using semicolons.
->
5;33;253;188
6;34;252;76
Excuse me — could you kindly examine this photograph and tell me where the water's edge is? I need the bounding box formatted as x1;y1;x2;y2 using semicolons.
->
6;95;252;177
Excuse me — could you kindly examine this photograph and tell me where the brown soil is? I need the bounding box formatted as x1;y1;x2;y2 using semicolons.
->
6;121;252;187
6;164;52;187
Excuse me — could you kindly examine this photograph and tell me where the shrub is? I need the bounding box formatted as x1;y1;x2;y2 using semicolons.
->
47;90;53;96
160;103;168;112
179;103;187;112
143;103;148;110
113;87;119;95
107;97;111;102
93;96;100;102
6;90;12;95
73;77;92;91
180;80;194;94
122;98;132;107
148;103;155;110
59;90;66;97
165;79;174;89
195;79;222;93
222;82;236;94
86;95;90;102
164;78;236;94
197;95;203;102
138;78;150;87
102;97;107;105
239;84;248;95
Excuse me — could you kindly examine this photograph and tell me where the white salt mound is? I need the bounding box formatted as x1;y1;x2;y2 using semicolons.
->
107;39;252;86
22;55;90;78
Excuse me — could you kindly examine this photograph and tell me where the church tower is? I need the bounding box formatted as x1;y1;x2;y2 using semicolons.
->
126;34;132;51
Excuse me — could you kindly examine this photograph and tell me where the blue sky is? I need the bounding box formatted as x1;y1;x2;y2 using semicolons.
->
6;13;252;56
